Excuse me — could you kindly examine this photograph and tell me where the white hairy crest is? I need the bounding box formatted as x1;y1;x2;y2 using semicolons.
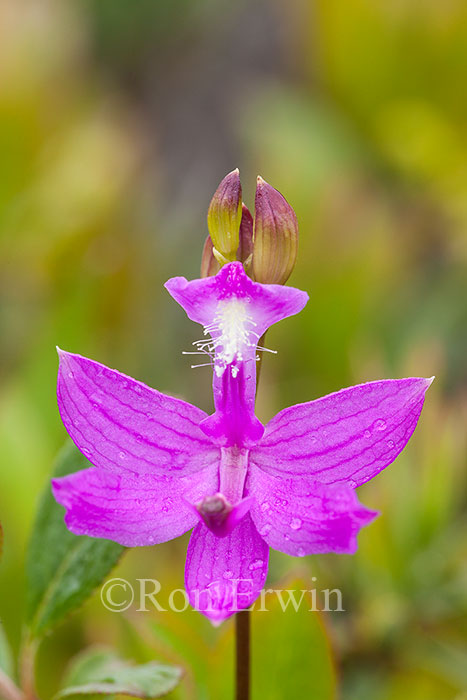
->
184;299;276;372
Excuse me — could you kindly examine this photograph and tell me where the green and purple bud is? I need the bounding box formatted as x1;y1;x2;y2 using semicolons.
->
252;176;298;285
207;168;242;264
200;235;220;278
237;203;254;268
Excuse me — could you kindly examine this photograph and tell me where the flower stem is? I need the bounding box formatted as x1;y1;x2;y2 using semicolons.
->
234;331;267;699
235;610;250;700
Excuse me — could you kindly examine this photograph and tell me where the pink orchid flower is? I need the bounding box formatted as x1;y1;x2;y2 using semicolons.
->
52;263;432;622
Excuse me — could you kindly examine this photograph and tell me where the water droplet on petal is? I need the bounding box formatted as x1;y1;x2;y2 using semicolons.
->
310;435;318;445
118;451;126;460
223;570;233;579
68;371;74;379
290;518;302;530
374;419;387;431
364;429;371;439
387;439;394;448
284;534;290;541
260;501;270;513
260;524;271;537
297;547;306;557
249;559;264;571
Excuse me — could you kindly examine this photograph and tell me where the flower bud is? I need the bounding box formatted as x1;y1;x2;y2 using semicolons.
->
252;176;298;284
200;235;220;277
207;169;242;263
237;203;254;269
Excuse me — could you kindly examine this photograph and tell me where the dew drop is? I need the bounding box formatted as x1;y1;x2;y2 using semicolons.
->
364;429;371;439
260;501;270;513
68;371;74;379
297;547;306;557
374;419;387;431
310;435;318;445
387;439;394;448
223;570;233;579
274;497;282;506
260;524;271;537
146;412;153;419
290;518;302;530
118;451;126;460
249;559;264;571
284;534;290;541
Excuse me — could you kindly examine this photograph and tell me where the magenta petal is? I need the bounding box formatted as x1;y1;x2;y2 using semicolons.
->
251;378;433;487
247;468;377;556
165;261;308;336
52;465;218;547
57;350;220;476
185;514;269;623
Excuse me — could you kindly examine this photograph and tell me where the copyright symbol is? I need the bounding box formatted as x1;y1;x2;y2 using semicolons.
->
101;578;134;612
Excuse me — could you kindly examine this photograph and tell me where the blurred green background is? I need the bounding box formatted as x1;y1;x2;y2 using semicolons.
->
1;0;466;698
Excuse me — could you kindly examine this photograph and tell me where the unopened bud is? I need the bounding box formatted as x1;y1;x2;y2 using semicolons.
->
207;169;242;263
237;203;254;269
200;235;221;277
252;176;298;284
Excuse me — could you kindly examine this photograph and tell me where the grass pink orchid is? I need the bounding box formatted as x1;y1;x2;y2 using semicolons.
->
52;262;432;623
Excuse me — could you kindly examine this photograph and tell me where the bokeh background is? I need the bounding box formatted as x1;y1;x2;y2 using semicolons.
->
1;0;466;698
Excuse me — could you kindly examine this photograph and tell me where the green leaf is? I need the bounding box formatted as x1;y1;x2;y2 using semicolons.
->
26;442;125;638
57;648;183;699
